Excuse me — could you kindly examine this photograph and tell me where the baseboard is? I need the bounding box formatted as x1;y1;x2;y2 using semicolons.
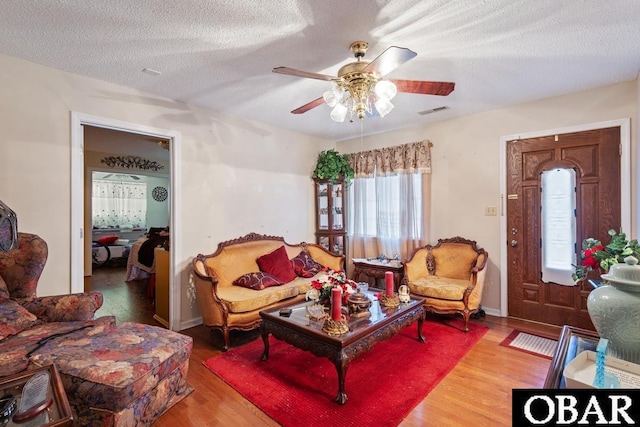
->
153;314;170;328
482;307;501;317
179;316;202;331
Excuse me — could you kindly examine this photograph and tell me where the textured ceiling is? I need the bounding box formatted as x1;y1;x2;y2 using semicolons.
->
1;0;639;141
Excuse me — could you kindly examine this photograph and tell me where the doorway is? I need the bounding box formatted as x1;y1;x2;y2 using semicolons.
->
70;112;182;330
506;127;620;329
499;119;631;325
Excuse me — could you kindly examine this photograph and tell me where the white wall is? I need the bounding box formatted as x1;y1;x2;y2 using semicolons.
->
1;49;637;323
0;53;332;327
145;175;170;229
338;80;638;315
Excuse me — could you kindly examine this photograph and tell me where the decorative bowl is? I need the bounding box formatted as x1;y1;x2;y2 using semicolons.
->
347;293;372;318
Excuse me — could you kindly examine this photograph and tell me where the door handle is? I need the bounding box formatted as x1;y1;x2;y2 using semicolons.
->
511;240;518;247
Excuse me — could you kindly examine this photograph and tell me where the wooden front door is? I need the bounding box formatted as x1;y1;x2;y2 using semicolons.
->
506;127;621;329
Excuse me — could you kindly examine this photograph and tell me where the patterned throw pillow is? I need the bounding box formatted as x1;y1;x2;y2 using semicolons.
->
233;272;284;290
291;251;323;278
0;299;39;340
256;246;298;283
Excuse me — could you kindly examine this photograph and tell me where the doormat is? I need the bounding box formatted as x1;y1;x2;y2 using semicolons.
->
500;330;557;359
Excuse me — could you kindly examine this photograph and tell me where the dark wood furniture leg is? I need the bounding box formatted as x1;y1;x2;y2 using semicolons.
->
417;311;425;342
334;357;349;405
260;324;270;361
221;327;230;352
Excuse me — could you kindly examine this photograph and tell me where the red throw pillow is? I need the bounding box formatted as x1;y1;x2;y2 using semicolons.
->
256;246;297;283
291;251;323;278
233;272;283;290
97;236;118;245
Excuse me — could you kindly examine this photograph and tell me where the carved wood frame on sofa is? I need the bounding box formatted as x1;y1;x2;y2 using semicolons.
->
191;232;345;351
403;236;488;332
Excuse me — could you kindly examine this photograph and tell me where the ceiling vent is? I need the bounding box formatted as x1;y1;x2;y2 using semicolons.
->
142;68;161;76
418;106;449;116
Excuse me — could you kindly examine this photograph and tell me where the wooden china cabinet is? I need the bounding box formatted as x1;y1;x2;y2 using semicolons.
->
313;178;346;257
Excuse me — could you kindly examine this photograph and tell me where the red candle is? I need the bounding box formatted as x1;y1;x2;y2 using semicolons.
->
331;287;342;321
385;271;394;297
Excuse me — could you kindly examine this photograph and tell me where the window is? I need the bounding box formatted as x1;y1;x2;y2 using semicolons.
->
352;174;422;237
346;140;431;261
348;171;423;257
540;167;576;285
92;173;147;228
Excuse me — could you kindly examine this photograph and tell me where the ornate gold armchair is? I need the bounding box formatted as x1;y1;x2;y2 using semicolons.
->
403;236;488;332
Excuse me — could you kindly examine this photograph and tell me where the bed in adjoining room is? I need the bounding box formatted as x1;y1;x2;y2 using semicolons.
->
125;238;155;281
125;228;170;297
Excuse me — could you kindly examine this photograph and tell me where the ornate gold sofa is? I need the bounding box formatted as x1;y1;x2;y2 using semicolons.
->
192;233;344;351
403;236;488;332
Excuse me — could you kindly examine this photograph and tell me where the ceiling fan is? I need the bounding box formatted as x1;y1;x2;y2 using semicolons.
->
273;41;455;122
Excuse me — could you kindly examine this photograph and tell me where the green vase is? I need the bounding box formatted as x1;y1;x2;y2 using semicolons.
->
588;256;640;363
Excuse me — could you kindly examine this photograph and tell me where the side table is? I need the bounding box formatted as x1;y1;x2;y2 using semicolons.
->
544;325;599;388
0;364;72;426
352;258;404;291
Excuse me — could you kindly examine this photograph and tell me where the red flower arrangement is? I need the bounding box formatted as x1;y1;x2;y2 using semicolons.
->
305;268;357;305
573;230;640;283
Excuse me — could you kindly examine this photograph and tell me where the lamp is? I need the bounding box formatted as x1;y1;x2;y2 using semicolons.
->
322;41;397;122
0;200;18;252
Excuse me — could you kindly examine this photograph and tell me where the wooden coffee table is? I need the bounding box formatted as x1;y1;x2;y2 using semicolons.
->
259;290;425;405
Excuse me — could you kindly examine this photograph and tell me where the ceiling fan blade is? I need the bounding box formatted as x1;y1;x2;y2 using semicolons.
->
291;97;325;114
391;79;455;96
363;46;417;77
273;66;335;81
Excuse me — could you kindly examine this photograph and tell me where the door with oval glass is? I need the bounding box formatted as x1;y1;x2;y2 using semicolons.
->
506;127;621;330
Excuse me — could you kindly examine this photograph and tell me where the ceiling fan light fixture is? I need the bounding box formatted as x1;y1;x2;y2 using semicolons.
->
330;102;348;122
274;41;454;122
322;85;343;107
375;97;394;117
374;80;397;101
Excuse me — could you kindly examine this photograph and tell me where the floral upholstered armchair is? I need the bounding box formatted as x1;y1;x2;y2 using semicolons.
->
403;236;488;332
0;232;105;378
0;232;103;323
0;232;193;426
0;196;193;425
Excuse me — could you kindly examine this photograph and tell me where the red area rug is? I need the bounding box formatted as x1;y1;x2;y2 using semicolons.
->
203;318;488;427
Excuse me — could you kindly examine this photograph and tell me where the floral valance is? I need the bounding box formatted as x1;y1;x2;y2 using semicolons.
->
347;140;432;178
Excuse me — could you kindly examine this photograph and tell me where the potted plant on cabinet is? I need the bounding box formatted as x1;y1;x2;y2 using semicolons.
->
312;149;355;185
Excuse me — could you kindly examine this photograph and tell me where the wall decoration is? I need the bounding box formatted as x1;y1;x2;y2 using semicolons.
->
101;156;165;171
152;186;168;202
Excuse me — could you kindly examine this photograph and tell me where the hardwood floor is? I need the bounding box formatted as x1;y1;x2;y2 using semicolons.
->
87;268;562;426
85;265;157;325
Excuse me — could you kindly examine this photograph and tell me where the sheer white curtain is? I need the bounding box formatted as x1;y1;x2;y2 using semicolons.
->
92;180;147;228
347;140;432;268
